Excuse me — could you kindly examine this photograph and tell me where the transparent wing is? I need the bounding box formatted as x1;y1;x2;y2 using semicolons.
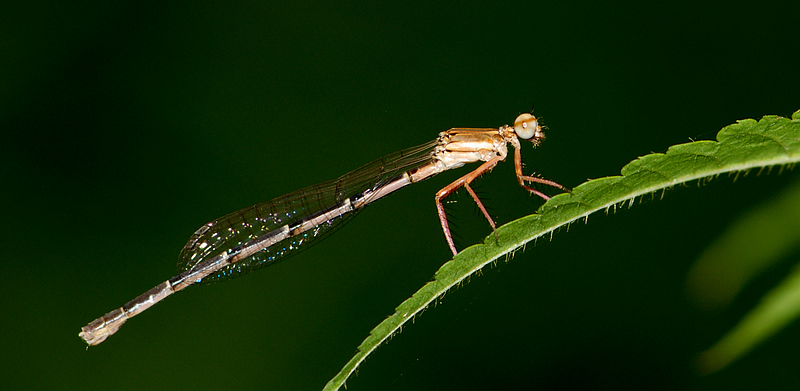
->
177;139;439;283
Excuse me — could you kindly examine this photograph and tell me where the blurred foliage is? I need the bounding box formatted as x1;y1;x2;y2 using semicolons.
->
689;177;800;373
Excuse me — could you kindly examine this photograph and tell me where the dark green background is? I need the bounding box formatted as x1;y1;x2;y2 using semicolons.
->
3;1;799;390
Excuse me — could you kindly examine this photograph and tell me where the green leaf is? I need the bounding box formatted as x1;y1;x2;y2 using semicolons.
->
324;110;800;390
687;178;800;310
685;172;800;373
695;261;800;374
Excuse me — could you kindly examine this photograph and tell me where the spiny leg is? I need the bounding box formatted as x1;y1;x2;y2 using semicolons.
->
435;157;502;255
513;147;570;199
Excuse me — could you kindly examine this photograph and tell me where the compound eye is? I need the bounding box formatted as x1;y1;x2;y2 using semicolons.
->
514;113;538;139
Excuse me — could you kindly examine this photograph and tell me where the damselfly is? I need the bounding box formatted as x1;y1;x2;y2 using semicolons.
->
79;113;569;346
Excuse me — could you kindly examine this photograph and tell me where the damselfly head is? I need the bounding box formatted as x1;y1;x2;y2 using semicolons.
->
513;113;544;144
